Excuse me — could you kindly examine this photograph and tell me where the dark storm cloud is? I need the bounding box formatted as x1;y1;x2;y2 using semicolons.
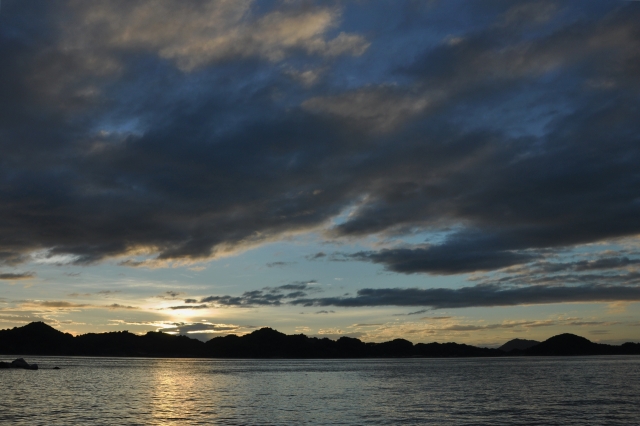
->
289;284;640;309
0;0;365;265
0;0;639;291
349;242;540;275
322;3;640;274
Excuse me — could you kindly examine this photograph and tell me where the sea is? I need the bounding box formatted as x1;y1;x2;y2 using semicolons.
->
1;356;639;425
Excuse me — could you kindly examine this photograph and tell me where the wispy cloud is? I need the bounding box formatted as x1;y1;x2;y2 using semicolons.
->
18;300;138;310
172;280;321;309
266;261;297;268
0;272;35;280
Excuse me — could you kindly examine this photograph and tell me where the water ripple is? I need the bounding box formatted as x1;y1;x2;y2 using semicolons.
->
0;356;639;425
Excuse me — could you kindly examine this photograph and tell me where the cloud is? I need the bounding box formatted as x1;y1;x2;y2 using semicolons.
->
403;4;640;90
0;313;48;324
524;257;640;274
178;280;320;308
198;291;288;308
302;87;431;131
161;322;240;334
502;1;559;26
156;321;254;341
97;290;121;296
285;67;325;87
268;280;318;292
167;304;209;310
394;309;429;316
0;272;35;280
350;250;640;277
67;290;122;298
63;1;368;71
443;320;555;331
290;284;640;309
170;267;640;312
22;301;91;309
0;0;639;291
475;259;640;289
18;300;138;310
266;261;296;268
348;243;540;275
566;321;619;327
106;303;138;310
306;252;327;260
155;291;186;300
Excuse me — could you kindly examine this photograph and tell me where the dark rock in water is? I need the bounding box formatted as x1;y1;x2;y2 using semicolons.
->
0;358;39;370
499;338;540;352
53;366;60;370
12;358;35;369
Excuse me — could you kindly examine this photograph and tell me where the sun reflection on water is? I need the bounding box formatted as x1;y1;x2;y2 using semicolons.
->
149;359;221;424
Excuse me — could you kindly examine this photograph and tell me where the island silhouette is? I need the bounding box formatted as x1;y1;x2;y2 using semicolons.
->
1;322;639;358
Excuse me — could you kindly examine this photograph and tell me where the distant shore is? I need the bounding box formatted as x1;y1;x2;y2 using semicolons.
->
1;322;639;359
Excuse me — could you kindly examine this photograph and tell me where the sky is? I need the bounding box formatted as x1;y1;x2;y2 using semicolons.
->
1;0;640;347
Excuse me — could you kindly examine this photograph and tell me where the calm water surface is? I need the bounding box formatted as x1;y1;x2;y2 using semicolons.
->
1;356;639;425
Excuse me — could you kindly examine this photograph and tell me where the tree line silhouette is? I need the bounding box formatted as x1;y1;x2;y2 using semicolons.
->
1;322;639;358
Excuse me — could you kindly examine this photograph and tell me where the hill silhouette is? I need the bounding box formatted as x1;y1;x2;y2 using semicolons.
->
499;338;540;352
0;322;75;355
521;333;638;356
1;322;639;358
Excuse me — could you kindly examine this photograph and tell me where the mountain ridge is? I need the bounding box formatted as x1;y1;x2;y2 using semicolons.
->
1;322;639;358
